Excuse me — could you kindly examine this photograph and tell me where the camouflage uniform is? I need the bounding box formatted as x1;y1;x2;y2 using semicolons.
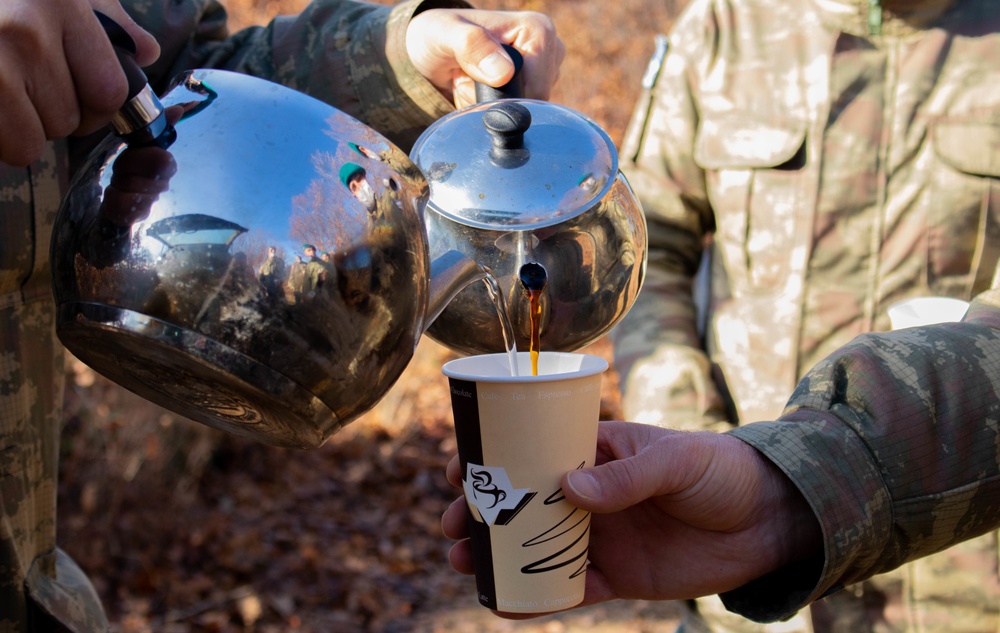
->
724;287;1000;628
609;0;1000;631
0;0;467;630
258;253;286;299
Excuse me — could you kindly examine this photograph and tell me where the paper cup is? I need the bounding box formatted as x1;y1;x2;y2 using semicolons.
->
442;351;608;613
887;296;969;330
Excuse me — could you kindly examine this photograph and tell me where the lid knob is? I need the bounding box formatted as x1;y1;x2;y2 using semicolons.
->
482;102;531;168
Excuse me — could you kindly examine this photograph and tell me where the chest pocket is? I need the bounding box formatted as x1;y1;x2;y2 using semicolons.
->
930;121;1000;297
694;113;810;293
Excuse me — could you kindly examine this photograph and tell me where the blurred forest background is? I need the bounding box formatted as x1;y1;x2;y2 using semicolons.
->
57;0;688;631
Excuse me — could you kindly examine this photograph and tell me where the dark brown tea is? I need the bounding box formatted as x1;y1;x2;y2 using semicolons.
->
518;263;547;376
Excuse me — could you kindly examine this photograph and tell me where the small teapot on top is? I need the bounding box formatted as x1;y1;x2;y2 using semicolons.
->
410;58;646;356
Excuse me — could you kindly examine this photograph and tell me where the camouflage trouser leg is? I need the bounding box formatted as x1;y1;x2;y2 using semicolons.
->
672;536;1000;633
0;294;110;633
675;595;814;633
899;533;1000;633
812;536;1000;633
0;292;62;631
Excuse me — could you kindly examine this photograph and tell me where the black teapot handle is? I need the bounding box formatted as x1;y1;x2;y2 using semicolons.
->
94;11;176;148
474;44;525;102
476;46;530;167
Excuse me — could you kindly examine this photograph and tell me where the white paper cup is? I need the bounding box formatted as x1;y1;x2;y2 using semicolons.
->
442;351;608;613
887;297;969;330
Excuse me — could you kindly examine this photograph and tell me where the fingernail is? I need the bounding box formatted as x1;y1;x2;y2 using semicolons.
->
477;52;512;81
567;471;601;500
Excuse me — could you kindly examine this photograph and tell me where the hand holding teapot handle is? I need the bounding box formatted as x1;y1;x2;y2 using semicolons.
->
474;45;525;103
405;8;563;108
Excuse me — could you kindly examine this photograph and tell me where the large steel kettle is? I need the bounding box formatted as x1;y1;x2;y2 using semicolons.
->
51;27;645;449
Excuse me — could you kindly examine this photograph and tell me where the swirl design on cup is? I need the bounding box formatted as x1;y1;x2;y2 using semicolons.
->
471;467;508;509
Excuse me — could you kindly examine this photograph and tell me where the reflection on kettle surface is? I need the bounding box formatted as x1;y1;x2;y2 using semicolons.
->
423;178;645;356
53;69;433;449
257;246;286;302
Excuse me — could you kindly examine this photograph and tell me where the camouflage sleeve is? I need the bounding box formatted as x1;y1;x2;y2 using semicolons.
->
610;14;728;430
127;0;469;151
720;288;1000;622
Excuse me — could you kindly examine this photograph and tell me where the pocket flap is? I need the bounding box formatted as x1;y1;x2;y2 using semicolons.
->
934;121;1000;177
694;113;807;169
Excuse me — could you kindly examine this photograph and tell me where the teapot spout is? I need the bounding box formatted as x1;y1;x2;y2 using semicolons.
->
426;250;487;332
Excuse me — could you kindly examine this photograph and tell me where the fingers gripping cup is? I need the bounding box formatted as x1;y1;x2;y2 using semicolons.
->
442;352;608;613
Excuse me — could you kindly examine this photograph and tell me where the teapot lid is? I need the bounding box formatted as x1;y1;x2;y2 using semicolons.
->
409;99;618;231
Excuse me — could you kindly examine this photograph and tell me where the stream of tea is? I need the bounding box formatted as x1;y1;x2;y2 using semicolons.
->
519;263;547;376
481;270;520;376
480;263;548;377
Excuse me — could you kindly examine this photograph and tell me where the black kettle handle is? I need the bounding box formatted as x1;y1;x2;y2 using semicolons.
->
94;11;148;103
474;44;525;102
94;11;175;148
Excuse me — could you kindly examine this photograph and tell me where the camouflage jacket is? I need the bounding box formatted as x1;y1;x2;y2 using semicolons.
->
612;0;1000;426
0;1;466;631
610;1;1000;631
723;287;1000;623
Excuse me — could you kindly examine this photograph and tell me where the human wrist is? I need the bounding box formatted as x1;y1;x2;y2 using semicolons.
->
751;445;823;572
716;434;827;622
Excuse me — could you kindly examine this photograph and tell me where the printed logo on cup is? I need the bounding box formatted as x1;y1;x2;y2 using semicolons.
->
464;463;535;525
463;462;591;579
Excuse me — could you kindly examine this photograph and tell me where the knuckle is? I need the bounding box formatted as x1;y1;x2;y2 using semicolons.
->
2;137;44;167
46;110;81;140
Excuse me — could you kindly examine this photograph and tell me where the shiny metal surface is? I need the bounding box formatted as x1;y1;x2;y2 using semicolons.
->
110;84;169;139
410;99;647;355
52;69;434;448
53;70;646;448
410;100;617;229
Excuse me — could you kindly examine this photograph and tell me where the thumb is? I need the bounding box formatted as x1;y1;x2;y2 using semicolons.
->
91;0;160;66
563;430;733;515
450;38;514;108
405;10;516;93
564;448;670;514
453;35;516;87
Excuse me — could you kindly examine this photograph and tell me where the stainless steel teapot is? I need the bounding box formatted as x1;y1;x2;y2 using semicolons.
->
411;88;647;355
51;35;646;449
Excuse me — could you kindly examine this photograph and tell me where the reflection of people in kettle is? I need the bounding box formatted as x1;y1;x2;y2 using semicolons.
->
143;214;252;326
257;245;286;301
335;162;409;369
348;141;381;162
339;162;378;216
335;246;373;308
347;137;426;195
287;255;307;303
338;163;403;295
301;243;336;300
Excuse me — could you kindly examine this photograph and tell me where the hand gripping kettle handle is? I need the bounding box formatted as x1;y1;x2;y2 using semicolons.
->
94;11;176;148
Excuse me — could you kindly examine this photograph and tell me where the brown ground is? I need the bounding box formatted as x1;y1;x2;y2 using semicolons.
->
57;1;689;631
